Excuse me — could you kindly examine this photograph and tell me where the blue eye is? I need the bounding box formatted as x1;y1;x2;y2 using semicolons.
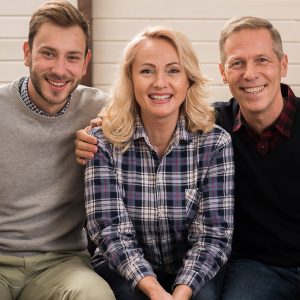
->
42;51;54;58
68;55;80;62
232;61;242;66
227;60;244;69
168;68;180;74
141;69;154;75
257;57;269;64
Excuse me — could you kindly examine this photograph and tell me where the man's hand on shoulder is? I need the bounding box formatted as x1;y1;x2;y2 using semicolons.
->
75;126;98;165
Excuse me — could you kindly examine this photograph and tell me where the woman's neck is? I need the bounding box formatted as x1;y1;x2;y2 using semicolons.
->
142;115;179;157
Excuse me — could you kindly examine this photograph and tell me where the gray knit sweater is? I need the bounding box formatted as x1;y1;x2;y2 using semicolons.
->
0;78;107;254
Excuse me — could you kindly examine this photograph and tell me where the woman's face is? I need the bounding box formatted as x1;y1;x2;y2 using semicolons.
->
131;38;189;126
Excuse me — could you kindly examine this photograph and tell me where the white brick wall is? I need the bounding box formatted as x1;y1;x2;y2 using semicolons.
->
91;0;300;101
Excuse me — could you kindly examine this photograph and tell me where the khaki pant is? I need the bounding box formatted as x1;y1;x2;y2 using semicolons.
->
0;251;115;300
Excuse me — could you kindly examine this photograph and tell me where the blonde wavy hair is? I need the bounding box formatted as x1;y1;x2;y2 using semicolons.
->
101;25;215;150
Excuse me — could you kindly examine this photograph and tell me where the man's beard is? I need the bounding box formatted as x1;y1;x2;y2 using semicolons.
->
29;68;78;107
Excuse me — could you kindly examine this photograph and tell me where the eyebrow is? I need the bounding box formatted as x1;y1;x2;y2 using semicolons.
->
228;53;270;60
139;62;181;67
39;46;84;56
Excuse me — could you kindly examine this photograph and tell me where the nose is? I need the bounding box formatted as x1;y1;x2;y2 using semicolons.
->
153;71;167;89
243;62;258;81
52;57;67;77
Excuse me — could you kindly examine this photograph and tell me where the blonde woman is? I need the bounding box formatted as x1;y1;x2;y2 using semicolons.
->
84;26;234;300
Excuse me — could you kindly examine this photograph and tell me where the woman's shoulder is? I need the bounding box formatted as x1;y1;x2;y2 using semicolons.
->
190;124;232;149
209;124;232;144
89;127;112;151
205;125;232;152
211;124;231;137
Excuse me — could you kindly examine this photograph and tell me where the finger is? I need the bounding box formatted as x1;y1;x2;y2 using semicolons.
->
76;129;97;145
76;156;87;166
90;116;102;128
75;149;91;160
76;140;98;153
75;147;96;159
90;119;98;127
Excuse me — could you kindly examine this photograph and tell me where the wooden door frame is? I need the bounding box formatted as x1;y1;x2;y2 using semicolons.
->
78;0;92;86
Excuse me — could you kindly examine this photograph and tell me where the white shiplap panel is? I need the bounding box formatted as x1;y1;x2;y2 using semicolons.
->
283;65;300;85
0;17;29;38
91;0;300;100
93;20;225;42
93;20;167;41
93;41;300;66
284;43;300;64
272;21;300;42
93;41;126;63
0;40;24;60
0;62;28;81
93;0;300;20
165;20;224;42
93;19;300;42
0;0;77;15
93;41;219;64
207;85;233;102
93;63;120;85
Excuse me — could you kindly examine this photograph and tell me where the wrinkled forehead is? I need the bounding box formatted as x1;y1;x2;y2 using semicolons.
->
223;29;275;59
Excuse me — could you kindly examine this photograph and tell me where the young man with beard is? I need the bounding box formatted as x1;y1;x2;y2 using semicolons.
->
75;16;300;299
0;1;114;299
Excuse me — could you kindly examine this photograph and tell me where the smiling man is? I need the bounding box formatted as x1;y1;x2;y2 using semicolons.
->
214;16;300;299
23;21;90;116
0;1;114;300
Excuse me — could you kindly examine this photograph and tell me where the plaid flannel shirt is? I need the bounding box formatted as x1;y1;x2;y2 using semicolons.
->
233;83;296;156
85;115;234;294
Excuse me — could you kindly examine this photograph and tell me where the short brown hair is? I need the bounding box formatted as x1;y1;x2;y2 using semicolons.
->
28;1;89;54
219;16;284;65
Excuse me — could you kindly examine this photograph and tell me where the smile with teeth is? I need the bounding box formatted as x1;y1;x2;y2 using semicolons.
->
149;94;172;100
243;85;265;94
48;80;68;87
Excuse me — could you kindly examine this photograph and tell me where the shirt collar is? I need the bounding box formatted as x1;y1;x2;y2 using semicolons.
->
133;113;191;145
233;83;296;137
19;76;71;117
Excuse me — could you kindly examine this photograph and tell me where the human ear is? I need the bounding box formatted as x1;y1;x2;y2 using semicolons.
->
23;41;31;67
82;49;92;76
280;54;288;78
219;63;228;84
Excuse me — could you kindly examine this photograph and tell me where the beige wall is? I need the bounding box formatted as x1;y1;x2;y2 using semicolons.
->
0;0;76;86
91;0;300;101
